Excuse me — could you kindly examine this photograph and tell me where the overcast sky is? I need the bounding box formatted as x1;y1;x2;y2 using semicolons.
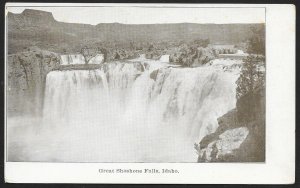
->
6;6;265;25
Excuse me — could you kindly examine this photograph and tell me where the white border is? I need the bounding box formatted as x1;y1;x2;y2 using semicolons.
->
4;3;295;184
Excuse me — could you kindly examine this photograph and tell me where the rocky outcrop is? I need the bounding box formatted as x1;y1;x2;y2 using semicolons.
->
197;127;249;162
150;69;159;81
144;45;166;60
145;51;165;60
169;46;216;67
7;9;56;27
196;85;265;162
107;49;139;61
7;49;60;116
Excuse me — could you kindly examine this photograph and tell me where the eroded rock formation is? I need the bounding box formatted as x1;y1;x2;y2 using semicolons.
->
7;49;60;116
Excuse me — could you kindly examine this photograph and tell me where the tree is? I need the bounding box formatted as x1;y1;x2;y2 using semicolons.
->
236;55;265;99
237;24;266;99
236;24;266;121
80;46;89;64
247;26;265;55
235;55;265;121
99;47;108;62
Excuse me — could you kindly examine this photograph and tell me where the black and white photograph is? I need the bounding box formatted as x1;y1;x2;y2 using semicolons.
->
5;4;267;163
4;3;296;184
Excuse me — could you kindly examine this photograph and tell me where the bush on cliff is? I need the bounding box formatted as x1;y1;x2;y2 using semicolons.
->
246;26;265;55
236;55;265;121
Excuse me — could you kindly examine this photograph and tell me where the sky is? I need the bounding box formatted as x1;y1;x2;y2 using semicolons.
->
6;5;265;25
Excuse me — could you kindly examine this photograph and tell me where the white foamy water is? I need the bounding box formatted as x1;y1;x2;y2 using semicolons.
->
88;54;104;64
236;49;248;55
60;54;86;65
8;57;240;162
159;55;170;62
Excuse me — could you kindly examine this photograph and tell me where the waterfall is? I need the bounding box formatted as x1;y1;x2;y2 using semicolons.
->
14;58;241;162
60;54;85;65
159;55;170;62
60;54;104;65
88;54;104;64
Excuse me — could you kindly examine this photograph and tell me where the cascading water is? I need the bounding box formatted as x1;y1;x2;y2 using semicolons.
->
60;54;86;65
88;54;104;64
9;56;241;162
159;55;170;62
60;54;104;65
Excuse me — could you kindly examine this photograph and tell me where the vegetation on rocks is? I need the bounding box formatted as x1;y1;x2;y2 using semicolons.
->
169;45;215;67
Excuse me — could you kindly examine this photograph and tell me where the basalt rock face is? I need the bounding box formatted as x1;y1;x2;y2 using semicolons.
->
7;49;60;116
8;9;56;27
196;85;265;162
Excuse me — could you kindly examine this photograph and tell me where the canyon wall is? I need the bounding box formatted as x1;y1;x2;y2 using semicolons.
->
7;49;60;116
7;9;265;54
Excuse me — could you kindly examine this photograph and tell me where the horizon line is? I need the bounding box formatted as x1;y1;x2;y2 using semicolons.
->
7;10;265;26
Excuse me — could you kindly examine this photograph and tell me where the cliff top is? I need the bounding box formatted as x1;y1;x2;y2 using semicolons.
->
22;9;54;19
7;9;56;23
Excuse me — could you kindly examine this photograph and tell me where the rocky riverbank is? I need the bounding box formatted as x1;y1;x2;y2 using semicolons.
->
195;84;265;162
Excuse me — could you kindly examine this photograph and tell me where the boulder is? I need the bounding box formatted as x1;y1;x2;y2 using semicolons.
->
150;69;159;81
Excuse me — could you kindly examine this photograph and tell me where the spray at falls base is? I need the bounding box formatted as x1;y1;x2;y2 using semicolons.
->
9;56;241;162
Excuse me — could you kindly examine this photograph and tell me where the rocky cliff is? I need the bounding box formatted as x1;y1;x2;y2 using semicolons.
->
7;9;56;27
196;84;265;162
7;48;60;116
